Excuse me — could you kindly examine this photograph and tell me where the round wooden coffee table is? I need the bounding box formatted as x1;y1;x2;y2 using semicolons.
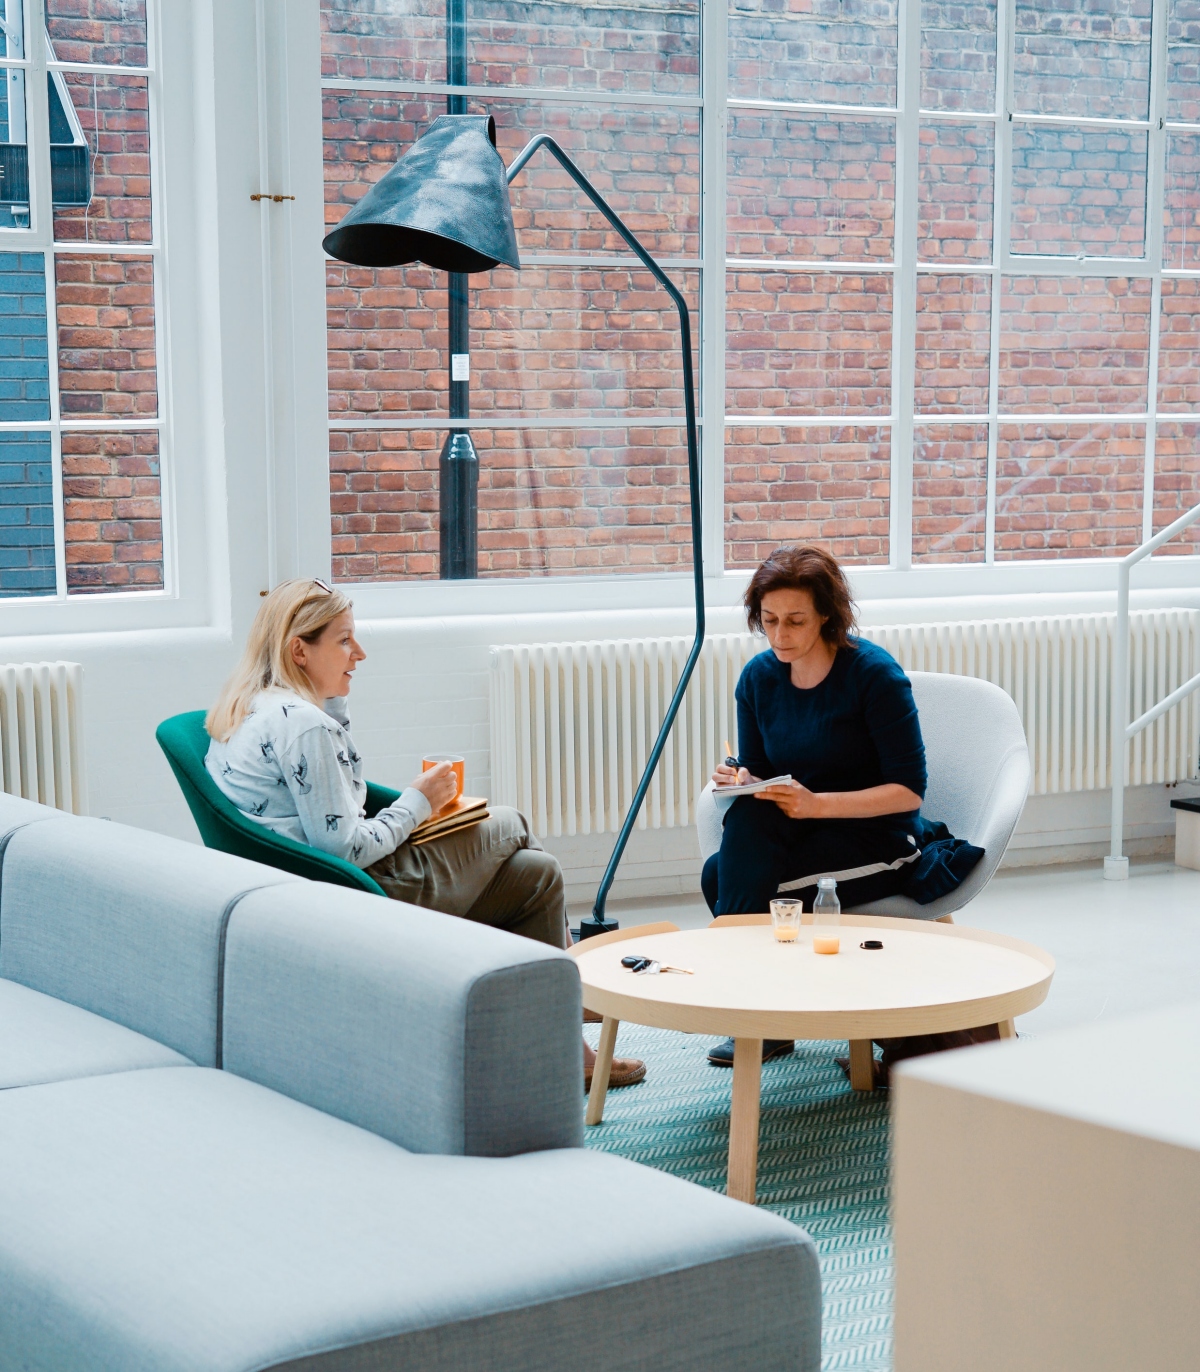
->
571;914;1054;1204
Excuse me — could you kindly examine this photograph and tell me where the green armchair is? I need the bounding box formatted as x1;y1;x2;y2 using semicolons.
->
156;710;401;896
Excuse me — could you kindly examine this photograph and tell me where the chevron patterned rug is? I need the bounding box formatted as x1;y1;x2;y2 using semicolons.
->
584;1023;892;1372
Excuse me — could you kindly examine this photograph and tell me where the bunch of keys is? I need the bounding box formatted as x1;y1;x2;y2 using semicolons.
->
621;954;693;976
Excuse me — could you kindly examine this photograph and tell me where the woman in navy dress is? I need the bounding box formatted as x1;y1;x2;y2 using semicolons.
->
703;545;984;1075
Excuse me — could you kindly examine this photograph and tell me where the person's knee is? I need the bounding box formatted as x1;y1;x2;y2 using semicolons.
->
701;852;719;915
487;805;534;848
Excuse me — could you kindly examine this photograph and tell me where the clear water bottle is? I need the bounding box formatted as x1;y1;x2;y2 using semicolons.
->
812;877;840;954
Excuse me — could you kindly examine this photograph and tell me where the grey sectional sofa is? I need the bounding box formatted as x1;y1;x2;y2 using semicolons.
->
0;793;821;1371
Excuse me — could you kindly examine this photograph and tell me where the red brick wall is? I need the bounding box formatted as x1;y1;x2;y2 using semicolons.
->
725;424;890;569
62;428;162;591
56;72;152;245
913;425;987;563
44;6;161;593
47;0;147;68
994;423;1145;560
725;271;893;416
999;277;1151;412
331;425;692;580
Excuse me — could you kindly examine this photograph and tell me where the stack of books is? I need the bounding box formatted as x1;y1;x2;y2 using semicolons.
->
410;795;489;847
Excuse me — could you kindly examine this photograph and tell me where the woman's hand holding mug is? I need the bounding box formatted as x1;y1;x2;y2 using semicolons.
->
412;760;459;813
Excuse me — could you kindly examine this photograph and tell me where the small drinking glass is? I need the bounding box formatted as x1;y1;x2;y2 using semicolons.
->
812;878;840;954
770;897;802;944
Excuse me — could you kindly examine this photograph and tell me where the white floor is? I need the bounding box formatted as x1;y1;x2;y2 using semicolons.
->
582;858;1200;1037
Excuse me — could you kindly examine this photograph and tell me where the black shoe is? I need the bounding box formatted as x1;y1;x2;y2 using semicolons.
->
707;1038;795;1066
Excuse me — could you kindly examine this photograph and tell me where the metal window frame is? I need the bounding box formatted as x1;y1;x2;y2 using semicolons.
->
0;0;169;606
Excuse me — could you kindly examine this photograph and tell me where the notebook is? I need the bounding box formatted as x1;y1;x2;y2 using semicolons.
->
410;795;489;846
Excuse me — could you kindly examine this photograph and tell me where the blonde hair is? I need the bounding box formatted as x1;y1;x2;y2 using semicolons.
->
206;579;354;741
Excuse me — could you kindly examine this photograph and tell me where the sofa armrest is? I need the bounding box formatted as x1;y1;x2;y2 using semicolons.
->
220;882;583;1156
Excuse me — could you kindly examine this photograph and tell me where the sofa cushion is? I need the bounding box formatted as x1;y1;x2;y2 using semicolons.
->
222;882;583;1156
0;977;192;1088
0;815;300;1065
0;1067;820;1372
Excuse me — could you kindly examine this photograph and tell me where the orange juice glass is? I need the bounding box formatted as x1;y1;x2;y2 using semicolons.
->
770;897;802;943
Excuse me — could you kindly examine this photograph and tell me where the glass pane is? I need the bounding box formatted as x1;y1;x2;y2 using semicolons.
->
56;255;157;419
0;65;29;229
1010;127;1147;259
1164;134;1200;271
0;251;49;420
51;73;152;244
0;432;55;596
1013;0;1151;119
727;113;895;262
1167;0;1200;123
999;278;1150;414
994;422;1144;559
920;0;997;113
331;425;693;581
729;0;898;107
915;275;991;414
726;271;893;416
1158;278;1200;413
63;429;162;593
918;121;993;263
47;0;147;67
326;264;698;423
1152;421;1200;553
912;424;988;562
323;92;699;259
725;423;890;568
321;0;700;95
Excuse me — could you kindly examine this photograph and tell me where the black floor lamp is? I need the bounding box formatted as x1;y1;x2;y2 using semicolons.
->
323;114;705;936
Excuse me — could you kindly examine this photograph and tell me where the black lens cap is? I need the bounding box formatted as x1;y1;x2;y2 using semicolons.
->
860;939;884;950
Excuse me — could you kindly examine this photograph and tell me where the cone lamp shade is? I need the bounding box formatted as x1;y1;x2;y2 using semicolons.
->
321;115;520;272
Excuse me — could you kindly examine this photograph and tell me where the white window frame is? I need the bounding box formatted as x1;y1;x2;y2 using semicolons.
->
298;0;1200;619
0;0;197;635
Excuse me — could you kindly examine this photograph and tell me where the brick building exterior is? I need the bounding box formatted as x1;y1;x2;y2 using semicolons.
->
318;0;1197;581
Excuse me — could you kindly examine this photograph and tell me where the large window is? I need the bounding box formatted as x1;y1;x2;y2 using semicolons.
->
0;1;162;599
320;0;1200;582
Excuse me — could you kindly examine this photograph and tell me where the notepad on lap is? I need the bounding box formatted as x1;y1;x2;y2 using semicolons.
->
410;795;489;846
711;775;793;803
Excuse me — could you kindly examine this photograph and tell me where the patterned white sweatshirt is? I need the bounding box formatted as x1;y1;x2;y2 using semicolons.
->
205;689;431;868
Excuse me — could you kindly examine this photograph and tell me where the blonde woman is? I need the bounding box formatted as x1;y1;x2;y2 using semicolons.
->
206;579;645;1089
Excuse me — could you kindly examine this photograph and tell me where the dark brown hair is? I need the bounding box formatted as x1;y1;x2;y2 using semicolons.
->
743;545;857;649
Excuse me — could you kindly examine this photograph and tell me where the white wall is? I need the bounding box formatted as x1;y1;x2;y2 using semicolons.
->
3;0;1197;907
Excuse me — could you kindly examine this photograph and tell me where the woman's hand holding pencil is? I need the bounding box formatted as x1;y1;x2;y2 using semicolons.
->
713;738;756;789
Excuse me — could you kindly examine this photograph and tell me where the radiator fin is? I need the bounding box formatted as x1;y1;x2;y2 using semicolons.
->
0;661;86;814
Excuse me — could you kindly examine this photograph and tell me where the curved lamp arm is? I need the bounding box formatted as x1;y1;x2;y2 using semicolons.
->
506;135;705;934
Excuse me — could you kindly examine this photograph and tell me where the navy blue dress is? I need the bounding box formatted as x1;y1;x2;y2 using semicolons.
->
704;638;982;914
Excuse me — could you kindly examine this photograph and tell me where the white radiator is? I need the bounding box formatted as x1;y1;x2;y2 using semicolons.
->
489;613;1200;837
0;661;87;814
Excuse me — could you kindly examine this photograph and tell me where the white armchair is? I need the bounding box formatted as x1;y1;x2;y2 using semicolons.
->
696;672;1031;921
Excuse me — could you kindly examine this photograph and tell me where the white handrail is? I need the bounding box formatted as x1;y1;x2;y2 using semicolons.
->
1106;499;1200;879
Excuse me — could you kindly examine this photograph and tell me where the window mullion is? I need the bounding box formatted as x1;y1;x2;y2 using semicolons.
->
888;0;920;571
986;0;1016;562
1141;0;1170;544
700;0;727;578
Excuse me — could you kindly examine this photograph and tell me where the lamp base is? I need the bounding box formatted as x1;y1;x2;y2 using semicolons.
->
575;915;619;941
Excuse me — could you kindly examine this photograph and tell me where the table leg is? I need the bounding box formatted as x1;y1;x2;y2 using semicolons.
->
728;1037;763;1205
849;1038;876;1091
997;1018;1017;1040
585;1016;619;1126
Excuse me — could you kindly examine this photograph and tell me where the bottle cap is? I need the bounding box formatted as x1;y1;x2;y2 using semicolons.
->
817;877;837;889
